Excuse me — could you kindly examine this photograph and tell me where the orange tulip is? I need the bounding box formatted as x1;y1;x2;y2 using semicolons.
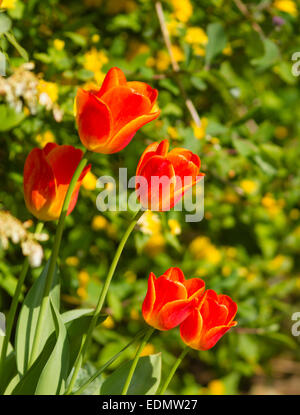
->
23;143;91;221
136;140;204;211
180;289;237;350
75;67;160;154
142;267;205;331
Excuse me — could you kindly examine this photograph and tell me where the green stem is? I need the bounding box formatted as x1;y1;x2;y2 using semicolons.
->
72;328;147;395
121;327;155;395
0;222;43;373
28;154;89;368
158;346;189;395
66;209;144;395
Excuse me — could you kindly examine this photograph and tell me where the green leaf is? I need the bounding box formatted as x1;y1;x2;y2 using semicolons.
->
15;259;60;375
0;338;19;395
205;23;227;66
4;32;28;60
0;105;26;131
251;38;280;71
62;309;107;374
65;32;87;47
232;137;258;157
0;14;12;35
100;353;161;395
35;300;70;395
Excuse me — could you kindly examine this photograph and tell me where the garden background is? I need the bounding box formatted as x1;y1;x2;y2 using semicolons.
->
1;0;300;394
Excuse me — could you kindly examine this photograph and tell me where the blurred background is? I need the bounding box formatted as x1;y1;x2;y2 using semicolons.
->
0;0;300;394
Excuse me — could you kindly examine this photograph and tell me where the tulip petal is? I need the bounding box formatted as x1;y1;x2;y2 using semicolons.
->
137;155;176;210
218;294;238;324
184;278;205;299
202;322;237;350
159;298;197;330
180;308;203;347
153;276;187;314
200;291;229;332
126;81;158;107
101;86;153;135
136;139;169;177
142;272;157;322
23;148;56;221
97;67;127;97
163;267;185;283
76;89;113;152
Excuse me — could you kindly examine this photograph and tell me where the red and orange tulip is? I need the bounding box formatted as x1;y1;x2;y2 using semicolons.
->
142;267;205;331
23;143;91;221
76;67;160;154
180;289;237;351
136;140;204;211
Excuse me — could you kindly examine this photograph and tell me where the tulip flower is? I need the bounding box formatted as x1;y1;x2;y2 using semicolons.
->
142;267;205;331
24;143;91;221
180;289;237;351
75;67;160;154
136;140;204;211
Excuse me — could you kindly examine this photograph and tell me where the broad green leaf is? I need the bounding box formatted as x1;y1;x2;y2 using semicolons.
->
15;259;60;374
100;353;161;395
35;300;70;395
0;337;19;395
251;38;280;71
62;309;107;373
0;105;26;131
232;137;258;157
0;14;12;35
205;23;227;66
72;363;104;395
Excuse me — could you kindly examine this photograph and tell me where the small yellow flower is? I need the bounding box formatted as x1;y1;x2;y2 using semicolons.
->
171;45;185;62
167;126;178;139
91;34;100;43
185;27;208;45
275;126;288;139
208;379;225;395
92;215;108;231
192;117;208;140
37;80;59;105
35;130;55;147
102;315;115;329
167;19;182;37
77;287;87;300
155;50;170;71
189;236;221;265
138;211;161;235
246;272;257;282
223;44;233;56
66;256;79;267
83;48;108;73
169;0;193;23
141;343;155;357
273;0;298;16
168;219;181;235
238;267;248;277
222;265;232;277
1;0;16;9
53;39;65;51
94;70;106;84
210;137;220;145
226;247;237;259
193;44;206;57
240;180;258;195
82;171;97;190
78;270;90;285
146;56;156;68
268;255;286;271
130;309;140;320
144;234;165;257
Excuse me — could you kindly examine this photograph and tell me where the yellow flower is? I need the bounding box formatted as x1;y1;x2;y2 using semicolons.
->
141;343;155;357
78;270;90;285
222;265;232;277
66;256;79;267
102;315;115;329
240;180;258;195
82;171;97;191
168;219;181;235
35;130;55;147
92;34;100;43
275;126;288;139
155;50;170;71
37;80;59;105
94;70;106;84
127;40;149;60
167;19;183;37
144;234;165;257
138;211;161;235
92;215;108;231
192;117;208;140
130;309;140;320
53;39;65;51
193;44;206;57
246;272;257;282
185;27;208;45
169;0;193;23
83;48;108;73
208;379;225;395
189;236;221;265
1;0;16;9
226;247;237;259
171;45;185;62
223;45;233;56
124;270;137;283
77;287;87;300
146;56;156;67
268;255;286;271
167;126;178;139
273;0;298;16
261;193;283;217
238;267;248;277
224;190;239;204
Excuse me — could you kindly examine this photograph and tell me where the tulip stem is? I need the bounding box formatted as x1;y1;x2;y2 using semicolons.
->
121;327;155;395
65;209;145;395
0;222;44;377
158;346;189;395
28;155;89;369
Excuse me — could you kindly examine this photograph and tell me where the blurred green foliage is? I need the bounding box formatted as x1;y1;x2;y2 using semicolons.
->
1;0;300;395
